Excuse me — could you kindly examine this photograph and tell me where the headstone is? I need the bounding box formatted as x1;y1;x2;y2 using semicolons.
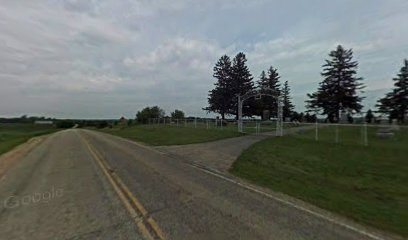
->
339;111;348;124
391;119;400;131
262;110;270;121
379;116;388;125
376;116;394;139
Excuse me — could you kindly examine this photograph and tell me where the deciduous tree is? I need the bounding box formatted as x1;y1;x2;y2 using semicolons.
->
136;106;165;123
171;109;185;119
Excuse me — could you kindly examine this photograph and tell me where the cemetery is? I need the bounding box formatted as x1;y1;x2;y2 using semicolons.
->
230;121;408;236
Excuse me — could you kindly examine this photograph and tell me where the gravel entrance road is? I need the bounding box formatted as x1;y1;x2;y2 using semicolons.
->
155;126;315;173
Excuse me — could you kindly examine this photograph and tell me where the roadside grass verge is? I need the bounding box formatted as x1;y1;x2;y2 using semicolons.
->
98;124;243;146
230;126;408;236
0;123;58;155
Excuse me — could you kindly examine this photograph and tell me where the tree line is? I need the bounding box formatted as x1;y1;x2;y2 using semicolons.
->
205;53;294;120
206;45;408;123
135;106;185;123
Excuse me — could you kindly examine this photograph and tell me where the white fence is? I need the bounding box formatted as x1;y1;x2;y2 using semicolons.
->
292;122;408;147
147;118;294;134
146;118;408;146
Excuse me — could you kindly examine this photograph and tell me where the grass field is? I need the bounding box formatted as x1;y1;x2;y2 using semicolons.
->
230;126;408;236
99;124;243;145
0;123;58;155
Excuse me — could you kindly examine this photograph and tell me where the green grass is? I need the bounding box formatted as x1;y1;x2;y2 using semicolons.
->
99;124;243;146
0;123;58;155
230;126;408;236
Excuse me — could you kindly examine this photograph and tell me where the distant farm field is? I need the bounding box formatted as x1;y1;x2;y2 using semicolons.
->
0;124;57;155
98;124;243;146
231;126;408;236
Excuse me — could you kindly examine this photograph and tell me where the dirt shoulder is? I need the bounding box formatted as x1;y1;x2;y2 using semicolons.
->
0;134;51;179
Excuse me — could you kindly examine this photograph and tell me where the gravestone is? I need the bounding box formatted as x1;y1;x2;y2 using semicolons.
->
339;111;348;124
262;110;270;121
391;119;400;131
376;116;394;139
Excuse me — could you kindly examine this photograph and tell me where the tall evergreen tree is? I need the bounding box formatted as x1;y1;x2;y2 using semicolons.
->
306;45;364;122
258;66;281;91
230;52;254;118
257;66;281;117
258;70;267;86
376;92;395;118
253;71;267;118
365;109;374;123
376;59;408;122
205;55;233;119
282;81;295;120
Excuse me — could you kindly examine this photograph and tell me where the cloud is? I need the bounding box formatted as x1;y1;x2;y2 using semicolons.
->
126;38;221;72
0;0;407;118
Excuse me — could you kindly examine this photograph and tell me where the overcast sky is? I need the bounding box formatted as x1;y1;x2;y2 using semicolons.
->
1;0;407;119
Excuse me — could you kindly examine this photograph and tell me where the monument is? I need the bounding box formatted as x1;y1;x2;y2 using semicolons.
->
376;115;394;139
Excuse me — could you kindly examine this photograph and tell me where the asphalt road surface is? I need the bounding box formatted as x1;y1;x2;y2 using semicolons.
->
0;129;393;240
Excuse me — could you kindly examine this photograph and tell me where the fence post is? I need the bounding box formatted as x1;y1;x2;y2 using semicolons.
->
363;122;368;146
280;121;283;136
315;121;319;141
257;122;260;135
194;118;197;128
259;121;261;134
335;124;339;143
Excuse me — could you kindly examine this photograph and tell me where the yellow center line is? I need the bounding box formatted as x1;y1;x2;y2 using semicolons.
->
77;133;166;240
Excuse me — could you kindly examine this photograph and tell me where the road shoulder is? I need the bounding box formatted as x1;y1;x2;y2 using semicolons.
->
0;133;51;180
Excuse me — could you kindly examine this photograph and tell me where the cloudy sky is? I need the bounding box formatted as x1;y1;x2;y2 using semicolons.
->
1;0;407;119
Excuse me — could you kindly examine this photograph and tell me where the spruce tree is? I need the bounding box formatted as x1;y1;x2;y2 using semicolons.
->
282;81;295;120
365;109;374;123
258;66;281;117
376;92;395;118
306;45;364;122
376;59;408;122
253;71;267;118
230;52;254;118
205;55;233;119
258;70;267;86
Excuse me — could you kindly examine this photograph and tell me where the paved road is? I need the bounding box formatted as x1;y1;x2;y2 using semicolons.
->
0;129;393;240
